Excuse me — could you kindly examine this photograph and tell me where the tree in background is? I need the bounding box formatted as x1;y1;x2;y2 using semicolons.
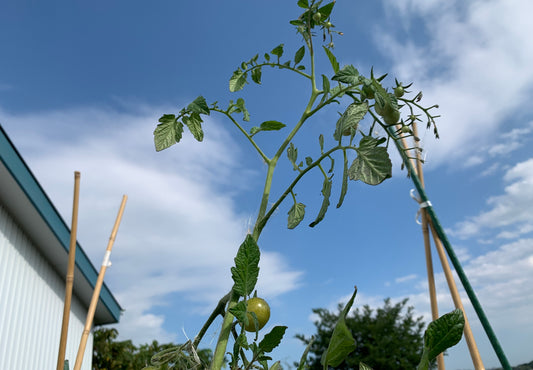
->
92;327;213;369
296;298;428;370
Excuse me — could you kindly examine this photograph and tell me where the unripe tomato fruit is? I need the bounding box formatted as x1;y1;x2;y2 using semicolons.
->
313;12;322;23
394;86;405;98
244;297;270;332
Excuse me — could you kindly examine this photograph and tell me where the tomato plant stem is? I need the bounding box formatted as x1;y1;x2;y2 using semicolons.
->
210;290;239;370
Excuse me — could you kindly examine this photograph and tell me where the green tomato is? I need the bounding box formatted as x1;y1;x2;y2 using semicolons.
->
244;297;270;332
313;12;322;23
383;109;400;125
325;21;333;28
394;86;405;98
362;84;375;99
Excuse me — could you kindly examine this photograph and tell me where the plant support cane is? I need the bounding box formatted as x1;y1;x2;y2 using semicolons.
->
406;126;447;370
389;124;511;370
73;195;128;370
56;171;81;370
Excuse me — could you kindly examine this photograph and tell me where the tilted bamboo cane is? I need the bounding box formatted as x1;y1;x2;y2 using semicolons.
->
73;195;127;370
412;123;484;369
397;126;445;369
56;171;81;370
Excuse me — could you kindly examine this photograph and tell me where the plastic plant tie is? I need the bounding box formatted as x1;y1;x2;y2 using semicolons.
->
410;189;432;225
102;250;112;267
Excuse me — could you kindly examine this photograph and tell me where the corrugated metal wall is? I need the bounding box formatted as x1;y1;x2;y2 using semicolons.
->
0;203;93;370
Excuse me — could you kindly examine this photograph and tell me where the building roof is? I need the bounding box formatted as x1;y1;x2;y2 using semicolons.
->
0;124;122;325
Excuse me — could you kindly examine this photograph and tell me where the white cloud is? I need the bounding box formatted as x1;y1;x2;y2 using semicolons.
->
380;0;533;170
453;158;533;239
0;105;303;344
395;273;418;283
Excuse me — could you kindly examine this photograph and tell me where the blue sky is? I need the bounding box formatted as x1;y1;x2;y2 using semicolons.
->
2;1;533;369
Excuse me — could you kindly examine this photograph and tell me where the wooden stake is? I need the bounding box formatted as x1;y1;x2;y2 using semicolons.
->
73;195;128;370
401;125;445;370
57;171;81;370
428;221;485;369
410;123;484;369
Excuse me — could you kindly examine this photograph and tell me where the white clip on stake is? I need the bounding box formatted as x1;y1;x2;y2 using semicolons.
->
102;250;112;267
410;189;432;225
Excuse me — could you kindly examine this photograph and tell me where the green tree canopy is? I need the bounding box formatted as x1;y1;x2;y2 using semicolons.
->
296;298;427;370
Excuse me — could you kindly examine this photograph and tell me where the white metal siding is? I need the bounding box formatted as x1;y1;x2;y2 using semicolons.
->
0;203;93;370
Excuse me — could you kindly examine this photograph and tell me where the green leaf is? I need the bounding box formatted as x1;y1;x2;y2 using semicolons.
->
287;142;300;171
294;46;305;65
424;309;465;360
359;362;373;370
296;336;315;370
297;0;309;8
319;134;324;153
332;65;360;85
260;120;286;131
349;136;392;185
297;65;306;70
230;69;247;92
309;178;332;227
228;300;248;327
333;101;369;141
269;361;282;370
251;67;262;84
250;121;286;136
323;46;339;74
321;74;330;96
271;44;284;58
230;234;260;297
259;326;287;353
182;113;204;142
321;287;357;367
154;114;183;151
186;95;210;115
337;151;349;208
236;98;250;121
318;2;335;18
288;202;306;229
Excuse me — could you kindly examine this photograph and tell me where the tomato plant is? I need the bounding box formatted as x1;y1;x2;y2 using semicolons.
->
149;1;463;369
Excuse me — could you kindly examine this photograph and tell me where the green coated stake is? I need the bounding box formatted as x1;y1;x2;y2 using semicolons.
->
389;127;512;370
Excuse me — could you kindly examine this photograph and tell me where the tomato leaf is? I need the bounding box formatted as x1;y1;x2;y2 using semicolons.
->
309;178;332;227
230;69;247;92
251;67;262;84
271;44;284;58
333;101;368;141
321;287;357;367
297;0;309;9
332;64;360;85
154;114;183;151
236;98;250;122
349;136;392;185
231;234;260;297
288;202;306;229
287;142;300;171
228;300;248;327
259;326;287;353
294;46;306;65
419;309;464;368
323;46;339;74
182;113;204;142
318;2;335;18
186;96;210;115
250;121;286;136
336;150;349;208
359;362;374;370
322;74;330;96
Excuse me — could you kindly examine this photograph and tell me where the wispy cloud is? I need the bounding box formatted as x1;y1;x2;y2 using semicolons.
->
452;158;533;240
0;105;303;344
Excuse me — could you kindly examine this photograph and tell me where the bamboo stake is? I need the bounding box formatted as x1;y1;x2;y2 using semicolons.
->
411;123;484;369
397;127;445;369
428;221;485;369
57;171;81;370
73;195;128;370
